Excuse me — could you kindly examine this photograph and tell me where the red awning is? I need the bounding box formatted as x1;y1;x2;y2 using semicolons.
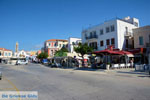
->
94;49;133;55
119;51;133;55
94;49;123;55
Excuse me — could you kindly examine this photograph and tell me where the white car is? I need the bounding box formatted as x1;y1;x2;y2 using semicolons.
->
16;60;28;65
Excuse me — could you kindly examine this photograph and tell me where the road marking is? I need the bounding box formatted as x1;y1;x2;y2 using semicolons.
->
3;76;21;100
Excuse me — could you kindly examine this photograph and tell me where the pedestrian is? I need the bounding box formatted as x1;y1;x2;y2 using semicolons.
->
130;59;134;68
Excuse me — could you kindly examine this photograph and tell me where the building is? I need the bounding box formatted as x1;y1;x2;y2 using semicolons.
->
0;48;13;63
68;37;82;53
13;42;29;58
133;25;150;64
82;16;139;51
44;39;68;57
26;51;38;56
37;50;41;55
14;50;29;58
133;26;150;48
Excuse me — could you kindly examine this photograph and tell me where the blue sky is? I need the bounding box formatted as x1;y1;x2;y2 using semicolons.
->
0;0;150;51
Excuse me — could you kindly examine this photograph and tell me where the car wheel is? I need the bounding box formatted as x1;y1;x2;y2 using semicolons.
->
0;77;2;80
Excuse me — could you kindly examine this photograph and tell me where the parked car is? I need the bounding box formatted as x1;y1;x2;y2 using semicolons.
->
42;59;48;64
0;71;2;80
51;63;62;68
16;60;28;65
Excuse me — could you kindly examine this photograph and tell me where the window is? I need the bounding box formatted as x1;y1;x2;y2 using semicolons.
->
93;31;97;38
0;52;1;56
85;33;87;39
51;50;53;55
100;29;103;35
139;36;143;45
59;44;61;47
126;39;128;48
72;42;75;45
5;53;7;56
54;42;57;47
93;31;96;36
100;41;104;47
8;53;11;56
106;27;110;33
90;32;93;37
49;43;51;46
106;39;110;45
89;42;97;50
111;25;115;32
111;38;115;45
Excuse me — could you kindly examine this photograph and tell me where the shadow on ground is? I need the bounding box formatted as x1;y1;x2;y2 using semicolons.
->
138;76;150;78
116;70;150;77
45;64;106;72
74;67;106;72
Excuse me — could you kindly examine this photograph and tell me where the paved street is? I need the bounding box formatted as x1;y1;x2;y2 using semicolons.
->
0;63;150;100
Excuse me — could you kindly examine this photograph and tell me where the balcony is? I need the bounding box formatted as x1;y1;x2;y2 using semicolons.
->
85;35;98;40
124;32;132;38
146;43;150;47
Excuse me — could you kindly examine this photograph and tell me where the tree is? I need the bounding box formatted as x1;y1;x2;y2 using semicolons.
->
74;43;93;67
54;47;68;57
37;52;48;60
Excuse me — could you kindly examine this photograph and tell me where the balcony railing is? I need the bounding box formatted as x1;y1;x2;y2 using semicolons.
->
85;35;98;40
124;32;132;37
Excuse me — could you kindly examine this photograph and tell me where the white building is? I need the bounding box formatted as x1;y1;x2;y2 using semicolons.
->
0;48;13;63
82;16;139;51
68;37;82;53
0;48;12;58
14;50;29;58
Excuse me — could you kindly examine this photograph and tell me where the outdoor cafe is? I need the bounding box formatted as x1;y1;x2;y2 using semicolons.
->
93;48;134;69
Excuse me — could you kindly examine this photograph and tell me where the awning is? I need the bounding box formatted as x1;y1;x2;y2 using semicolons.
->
94;49;133;56
94;49;124;55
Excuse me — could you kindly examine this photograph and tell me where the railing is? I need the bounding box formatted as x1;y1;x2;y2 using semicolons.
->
85;35;98;40
124;32;132;37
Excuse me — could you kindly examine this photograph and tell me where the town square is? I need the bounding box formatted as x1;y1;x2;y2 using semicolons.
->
0;0;150;100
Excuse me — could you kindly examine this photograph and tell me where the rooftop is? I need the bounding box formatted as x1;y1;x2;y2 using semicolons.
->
0;48;12;51
133;25;150;31
82;16;138;31
46;39;68;42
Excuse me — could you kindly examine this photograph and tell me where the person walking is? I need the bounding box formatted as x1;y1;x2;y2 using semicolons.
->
130;59;134;68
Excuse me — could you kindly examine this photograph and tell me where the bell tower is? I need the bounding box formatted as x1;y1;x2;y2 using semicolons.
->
15;42;19;53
